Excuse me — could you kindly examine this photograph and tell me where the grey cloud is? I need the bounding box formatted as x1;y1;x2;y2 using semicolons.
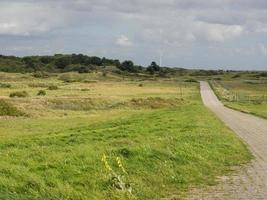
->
0;0;267;69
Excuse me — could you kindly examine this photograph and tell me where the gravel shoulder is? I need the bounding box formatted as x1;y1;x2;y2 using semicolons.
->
187;81;267;200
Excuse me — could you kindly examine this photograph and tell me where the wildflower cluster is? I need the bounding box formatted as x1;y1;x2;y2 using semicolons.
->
101;154;132;194
102;154;112;172
116;156;126;174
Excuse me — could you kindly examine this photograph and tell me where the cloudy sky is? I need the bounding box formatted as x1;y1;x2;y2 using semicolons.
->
1;0;267;70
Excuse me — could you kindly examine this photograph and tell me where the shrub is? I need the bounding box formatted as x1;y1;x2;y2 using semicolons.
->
47;85;58;90
83;80;97;83
0;99;24;116
58;73;83;83
28;83;50;88
232;74;241;78
102;71;107;77
0;83;11;88
9;91;29;98
78;66;90;73
138;83;143;87
259;72;267;77
184;78;198;83
37;90;46;96
33;71;49;78
81;88;90;91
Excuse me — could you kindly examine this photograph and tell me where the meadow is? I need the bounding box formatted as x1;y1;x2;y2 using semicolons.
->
210;74;267;119
0;72;251;199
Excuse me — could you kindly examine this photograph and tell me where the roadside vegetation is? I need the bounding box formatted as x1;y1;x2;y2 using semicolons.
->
0;71;252;199
210;73;267;118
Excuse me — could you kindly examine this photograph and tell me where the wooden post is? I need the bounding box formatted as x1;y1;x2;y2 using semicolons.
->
179;83;182;99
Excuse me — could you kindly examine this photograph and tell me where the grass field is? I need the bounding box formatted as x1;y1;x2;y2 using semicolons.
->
210;78;267;119
0;72;251;199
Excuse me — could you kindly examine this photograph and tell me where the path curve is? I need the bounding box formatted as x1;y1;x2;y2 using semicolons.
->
187;81;267;200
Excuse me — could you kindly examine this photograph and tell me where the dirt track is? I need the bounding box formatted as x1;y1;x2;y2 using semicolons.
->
187;81;267;200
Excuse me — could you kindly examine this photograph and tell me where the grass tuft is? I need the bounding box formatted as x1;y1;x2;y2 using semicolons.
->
9;91;29;98
0;99;24;116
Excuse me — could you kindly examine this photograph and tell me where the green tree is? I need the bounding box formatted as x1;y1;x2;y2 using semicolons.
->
55;57;71;69
119;60;140;73
147;61;160;74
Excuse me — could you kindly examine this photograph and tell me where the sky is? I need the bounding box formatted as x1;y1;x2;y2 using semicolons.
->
0;0;267;70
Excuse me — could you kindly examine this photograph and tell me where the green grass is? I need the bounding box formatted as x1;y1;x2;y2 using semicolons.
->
0;73;252;199
210;79;267;118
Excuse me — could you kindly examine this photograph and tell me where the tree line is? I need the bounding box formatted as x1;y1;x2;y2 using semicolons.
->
0;54;167;75
1;54;258;77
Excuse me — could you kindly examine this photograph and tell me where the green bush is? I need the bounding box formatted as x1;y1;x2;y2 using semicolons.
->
259;72;267;77
184;78;198;83
232;74;241;78
58;73;83;83
0;99;24;116
9;91;29;98
47;85;58;90
37;90;46;96
33;71;49;78
0;83;11;88
81;88;90;91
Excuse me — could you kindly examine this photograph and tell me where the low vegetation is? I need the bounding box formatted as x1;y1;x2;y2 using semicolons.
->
37;90;46;96
9;91;29;98
0;72;252;199
47;85;59;90
0;99;24;116
210;79;267;118
28;83;51;88
0;83;11;88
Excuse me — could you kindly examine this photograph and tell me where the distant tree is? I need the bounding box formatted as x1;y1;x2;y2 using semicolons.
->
259;72;267;77
78;66;89;73
40;56;53;64
71;54;86;64
113;59;121;67
0;53;145;73
147;61;160;74
89;56;102;66
101;57;108;65
22;57;33;66
101;58;121;67
22;57;39;71
158;68;169;77
118;60;140;73
55;57;71;69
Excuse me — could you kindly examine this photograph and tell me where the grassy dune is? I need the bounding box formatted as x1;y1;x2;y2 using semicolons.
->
0;73;251;199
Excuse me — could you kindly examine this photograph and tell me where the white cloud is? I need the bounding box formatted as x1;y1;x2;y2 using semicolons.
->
0;2;67;36
195;22;243;42
260;44;267;56
115;35;133;47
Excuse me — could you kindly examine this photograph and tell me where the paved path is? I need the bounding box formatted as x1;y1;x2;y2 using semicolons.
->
187;81;267;200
